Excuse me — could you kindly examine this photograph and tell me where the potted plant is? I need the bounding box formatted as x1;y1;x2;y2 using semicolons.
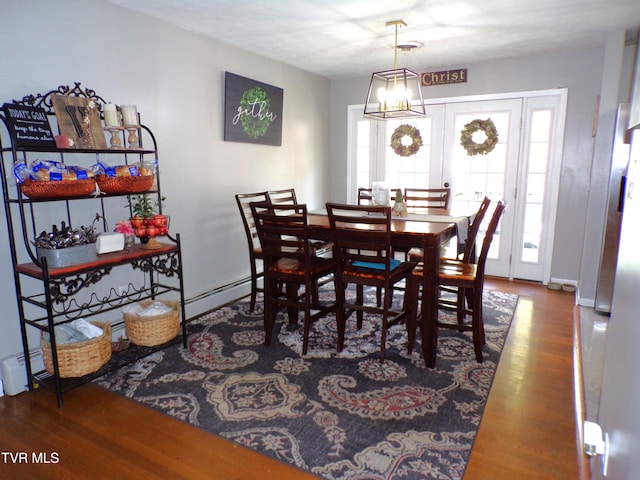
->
392;189;407;217
127;193;168;249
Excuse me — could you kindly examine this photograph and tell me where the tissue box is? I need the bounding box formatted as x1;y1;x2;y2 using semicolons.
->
96;233;125;254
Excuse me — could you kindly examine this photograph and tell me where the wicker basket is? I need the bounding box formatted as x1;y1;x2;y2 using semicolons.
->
96;174;154;194
124;300;180;347
41;321;112;378
20;178;96;199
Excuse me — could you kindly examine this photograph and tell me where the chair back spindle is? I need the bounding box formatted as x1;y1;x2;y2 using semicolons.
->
404;188;450;210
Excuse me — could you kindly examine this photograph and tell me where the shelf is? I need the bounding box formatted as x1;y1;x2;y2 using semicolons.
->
1;83;186;407
7;189;160;204
17;242;177;279
33;334;186;393
10;145;156;155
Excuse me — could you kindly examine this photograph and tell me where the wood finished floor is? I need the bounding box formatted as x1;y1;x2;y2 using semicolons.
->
0;278;583;479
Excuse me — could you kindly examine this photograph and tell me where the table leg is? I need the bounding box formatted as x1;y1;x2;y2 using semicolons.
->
421;239;439;368
406;272;419;354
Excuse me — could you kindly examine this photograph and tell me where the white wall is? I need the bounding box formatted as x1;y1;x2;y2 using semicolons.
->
328;38;635;298
0;0;330;360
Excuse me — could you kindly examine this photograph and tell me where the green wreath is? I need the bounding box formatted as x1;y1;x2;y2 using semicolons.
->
391;124;423;157
460;118;498;156
239;87;271;139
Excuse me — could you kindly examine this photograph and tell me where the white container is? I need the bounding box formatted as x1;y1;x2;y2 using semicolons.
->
1;356;27;396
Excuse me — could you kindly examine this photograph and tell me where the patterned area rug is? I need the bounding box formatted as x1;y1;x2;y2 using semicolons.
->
96;287;517;479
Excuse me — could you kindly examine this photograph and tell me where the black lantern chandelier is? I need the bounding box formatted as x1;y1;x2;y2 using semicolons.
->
363;20;425;120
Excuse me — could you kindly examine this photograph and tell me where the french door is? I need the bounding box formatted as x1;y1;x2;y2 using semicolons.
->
348;90;566;282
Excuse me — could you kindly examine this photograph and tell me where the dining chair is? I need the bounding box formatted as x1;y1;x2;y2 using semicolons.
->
235;191;269;312
357;187;373;205
326;202;416;361
251;201;336;354
407;200;506;363
267;188;297;205
409;196;491;263
404;188;451;210
267;187;333;299
358;187;402;206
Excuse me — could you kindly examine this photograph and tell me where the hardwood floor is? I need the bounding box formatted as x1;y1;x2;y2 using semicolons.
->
0;278;584;479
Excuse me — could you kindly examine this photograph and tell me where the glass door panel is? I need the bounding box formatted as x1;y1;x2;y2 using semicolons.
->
443;99;522;277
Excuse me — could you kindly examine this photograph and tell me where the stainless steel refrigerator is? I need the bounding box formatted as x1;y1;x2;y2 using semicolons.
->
594;103;631;313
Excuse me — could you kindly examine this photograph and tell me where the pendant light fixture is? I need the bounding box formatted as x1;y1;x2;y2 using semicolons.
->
363;20;425;119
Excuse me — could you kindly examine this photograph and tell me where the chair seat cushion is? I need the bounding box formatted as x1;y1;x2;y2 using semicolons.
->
271;256;335;277
412;260;478;281
352;259;401;270
344;260;414;282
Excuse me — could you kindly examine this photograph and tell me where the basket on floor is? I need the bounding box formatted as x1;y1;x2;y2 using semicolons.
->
41;321;112;378
124;300;180;347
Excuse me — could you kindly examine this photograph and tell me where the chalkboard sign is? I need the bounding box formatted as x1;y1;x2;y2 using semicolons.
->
2;103;56;148
224;72;283;146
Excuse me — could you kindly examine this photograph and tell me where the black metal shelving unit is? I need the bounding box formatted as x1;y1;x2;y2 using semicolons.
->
0;83;187;407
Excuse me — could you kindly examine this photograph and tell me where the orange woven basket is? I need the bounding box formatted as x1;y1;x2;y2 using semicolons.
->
96;174;154;194
20;178;96;199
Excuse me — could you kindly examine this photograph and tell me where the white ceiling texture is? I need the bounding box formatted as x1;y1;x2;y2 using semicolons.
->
104;0;640;79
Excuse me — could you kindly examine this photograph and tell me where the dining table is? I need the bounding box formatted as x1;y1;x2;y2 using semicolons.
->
307;207;472;368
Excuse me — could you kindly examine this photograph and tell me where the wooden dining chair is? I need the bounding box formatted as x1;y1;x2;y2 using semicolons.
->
404;188;451;210
358;187;401;206
235;191;269;312
357;188;373;205
251;201;336;354
407;200;506;363
326;202;416;361
267;187;333;297
267;188;297;205
408;196;491;263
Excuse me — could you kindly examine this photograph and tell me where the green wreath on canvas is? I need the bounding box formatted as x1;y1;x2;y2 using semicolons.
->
391;124;423;157
460;118;499;156
239;87;271;139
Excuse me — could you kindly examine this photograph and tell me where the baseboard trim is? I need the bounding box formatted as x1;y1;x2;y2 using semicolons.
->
574;305;592;480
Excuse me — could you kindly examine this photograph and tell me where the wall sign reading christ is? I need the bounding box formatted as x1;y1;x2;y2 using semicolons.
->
224;72;283;146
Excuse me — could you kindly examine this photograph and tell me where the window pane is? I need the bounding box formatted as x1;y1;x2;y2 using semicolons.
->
356;120;370;187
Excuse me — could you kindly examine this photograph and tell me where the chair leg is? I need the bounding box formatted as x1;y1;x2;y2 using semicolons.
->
464;287;485;344
249;261;260;312
356;285;364;329
335;280;347;352
286;282;299;325
263;278;277;346
456;287;466;328
406;276;419;355
472;289;484;363
379;290;394;362
302;286;312;356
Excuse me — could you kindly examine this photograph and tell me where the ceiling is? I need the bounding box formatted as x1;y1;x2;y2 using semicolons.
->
104;0;640;79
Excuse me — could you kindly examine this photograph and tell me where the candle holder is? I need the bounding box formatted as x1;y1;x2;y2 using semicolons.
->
104;126;124;148
125;126;140;149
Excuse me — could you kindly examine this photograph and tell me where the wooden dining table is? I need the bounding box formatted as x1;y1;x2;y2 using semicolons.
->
307;208;464;367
